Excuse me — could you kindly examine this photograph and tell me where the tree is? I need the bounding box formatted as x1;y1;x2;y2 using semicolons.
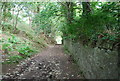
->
13;3;23;33
82;2;92;16
1;2;12;30
60;2;74;24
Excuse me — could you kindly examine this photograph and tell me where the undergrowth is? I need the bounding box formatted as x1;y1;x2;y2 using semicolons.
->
1;33;38;64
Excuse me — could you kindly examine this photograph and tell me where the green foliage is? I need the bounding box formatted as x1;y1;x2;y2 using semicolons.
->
8;35;20;43
17;45;34;57
1;2;48;64
2;35;20;51
2;34;37;64
101;33;118;42
1;22;14;31
3;55;23;64
32;2;61;35
3;12;12;18
62;2;119;44
1;2;119;64
2;43;13;51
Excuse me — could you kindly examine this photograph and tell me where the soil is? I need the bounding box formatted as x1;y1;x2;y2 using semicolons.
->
2;45;84;79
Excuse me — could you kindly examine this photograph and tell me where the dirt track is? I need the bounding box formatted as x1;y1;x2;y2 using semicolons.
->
3;45;84;79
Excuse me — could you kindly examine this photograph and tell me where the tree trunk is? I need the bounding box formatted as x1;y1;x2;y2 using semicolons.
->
2;2;7;31
13;4;23;33
82;2;92;16
65;2;74;24
37;6;40;13
13;10;20;33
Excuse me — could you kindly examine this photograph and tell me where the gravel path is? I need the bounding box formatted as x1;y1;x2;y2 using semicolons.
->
3;45;84;79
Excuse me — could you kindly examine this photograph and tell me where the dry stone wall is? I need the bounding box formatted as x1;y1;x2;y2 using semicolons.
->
64;39;118;79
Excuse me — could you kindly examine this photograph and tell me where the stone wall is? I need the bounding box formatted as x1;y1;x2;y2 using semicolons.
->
64;39;118;79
